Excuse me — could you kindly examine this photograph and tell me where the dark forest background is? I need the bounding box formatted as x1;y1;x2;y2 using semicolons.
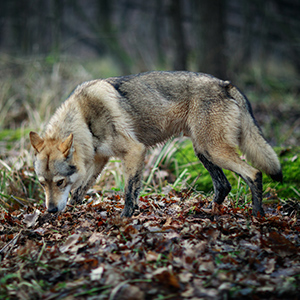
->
0;0;299;148
1;0;300;78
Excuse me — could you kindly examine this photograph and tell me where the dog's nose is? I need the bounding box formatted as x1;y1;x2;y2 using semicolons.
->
47;207;58;213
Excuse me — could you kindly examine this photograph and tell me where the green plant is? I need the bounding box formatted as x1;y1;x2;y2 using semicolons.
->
0;154;43;210
143;140;174;194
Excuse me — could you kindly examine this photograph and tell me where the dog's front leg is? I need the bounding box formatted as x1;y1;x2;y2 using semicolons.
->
70;156;109;205
121;143;146;217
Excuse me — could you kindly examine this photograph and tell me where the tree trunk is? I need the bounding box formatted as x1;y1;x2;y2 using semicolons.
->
197;0;227;79
95;0;132;74
52;0;64;55
170;0;188;70
10;0;31;53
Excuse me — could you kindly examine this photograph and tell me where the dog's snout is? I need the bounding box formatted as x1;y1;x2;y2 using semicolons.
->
47;206;58;213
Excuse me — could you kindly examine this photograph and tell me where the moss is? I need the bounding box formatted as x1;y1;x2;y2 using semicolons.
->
264;147;300;199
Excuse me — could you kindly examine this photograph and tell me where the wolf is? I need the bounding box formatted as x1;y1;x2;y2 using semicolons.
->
30;71;282;217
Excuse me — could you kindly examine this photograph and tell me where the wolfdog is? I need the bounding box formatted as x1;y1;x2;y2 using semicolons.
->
30;71;282;217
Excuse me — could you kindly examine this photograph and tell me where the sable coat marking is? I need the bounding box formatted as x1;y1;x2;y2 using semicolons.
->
30;71;282;217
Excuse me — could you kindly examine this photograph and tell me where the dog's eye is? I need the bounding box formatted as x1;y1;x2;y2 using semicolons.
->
56;179;64;187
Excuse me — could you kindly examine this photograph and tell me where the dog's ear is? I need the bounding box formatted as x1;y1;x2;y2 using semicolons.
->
29;132;45;153
59;133;74;158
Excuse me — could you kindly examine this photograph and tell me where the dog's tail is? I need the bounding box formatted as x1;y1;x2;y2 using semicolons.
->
226;83;282;182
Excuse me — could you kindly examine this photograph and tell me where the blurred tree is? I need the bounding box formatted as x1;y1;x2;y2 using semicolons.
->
36;1;48;54
52;0;64;55
273;0;300;74
170;0;188;70
0;1;8;48
154;0;166;68
70;0;132;73
239;1;255;68
96;0;132;73
196;0;227;79
10;0;32;53
1;0;299;78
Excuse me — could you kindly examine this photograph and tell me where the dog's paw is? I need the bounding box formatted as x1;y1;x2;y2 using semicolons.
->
121;206;135;218
252;207;265;218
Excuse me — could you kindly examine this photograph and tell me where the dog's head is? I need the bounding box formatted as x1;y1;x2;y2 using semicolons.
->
29;132;79;213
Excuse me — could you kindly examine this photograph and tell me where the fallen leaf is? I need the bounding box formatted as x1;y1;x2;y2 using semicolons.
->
265;258;276;274
23;209;41;227
60;234;81;253
90;265;104;281
263;231;298;257
146;250;160;262
152;267;180;289
198;260;215;273
291;155;298;162
34;227;47;235
178;272;193;283
110;281;145;300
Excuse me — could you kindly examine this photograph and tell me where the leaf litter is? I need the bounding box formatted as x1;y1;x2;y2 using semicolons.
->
0;190;299;300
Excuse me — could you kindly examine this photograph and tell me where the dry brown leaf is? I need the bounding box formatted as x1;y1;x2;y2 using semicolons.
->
23;209;41;227
146;250;160;262
60;233;81;253
152;267;180;289
90;265;104;281
263;231;298;257
265;258;276;274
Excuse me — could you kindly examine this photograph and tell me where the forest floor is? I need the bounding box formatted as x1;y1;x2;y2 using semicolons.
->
1;189;300;300
0;57;300;299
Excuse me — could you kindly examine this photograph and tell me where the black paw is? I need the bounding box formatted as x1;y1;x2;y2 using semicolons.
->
252;207;265;217
121;206;135;218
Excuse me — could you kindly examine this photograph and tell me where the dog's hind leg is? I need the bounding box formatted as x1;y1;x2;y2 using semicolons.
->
202;147;264;217
120;142;146;217
196;153;231;205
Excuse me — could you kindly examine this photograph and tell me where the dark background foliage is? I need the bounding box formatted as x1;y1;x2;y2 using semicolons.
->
1;0;300;78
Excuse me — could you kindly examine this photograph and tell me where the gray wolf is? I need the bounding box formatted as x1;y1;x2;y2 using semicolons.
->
29;71;282;217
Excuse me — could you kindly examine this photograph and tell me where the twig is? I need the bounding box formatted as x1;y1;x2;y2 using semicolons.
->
0;159;12;172
0;229;23;259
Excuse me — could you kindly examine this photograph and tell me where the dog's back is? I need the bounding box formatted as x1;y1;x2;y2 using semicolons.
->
106;71;228;146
